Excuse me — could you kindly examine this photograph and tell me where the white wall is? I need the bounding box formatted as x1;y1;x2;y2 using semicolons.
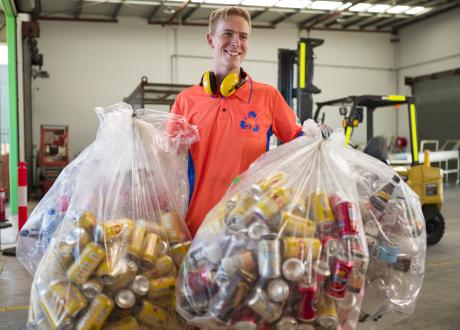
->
396;7;460;141
33;17;397;158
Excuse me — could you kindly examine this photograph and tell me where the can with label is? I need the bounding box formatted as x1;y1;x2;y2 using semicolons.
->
267;279;290;302
377;233;401;264
103;316;139;330
127;223;146;261
129;275;150;297
137;300;168;327
76;293;114;330
96;259;116;285
314;259;331;289
152;255;174;277
309;192;335;233
106;260;138;295
232;310;257;330
316;294;338;328
161;212;187;243
103;218;134;241
187;266;217;297
66;227;90;255
247;287;283;323
48;239;74;272
254;187;290;221
221;250;256;277
258;234;281;279
67;242;106;285
225;195;259;233
278;212;316;237
74;210;97;231
141;232;161;268
39;290;74;330
115;289;136;309
81;277;103;299
276;316;298;330
282;257;305;282
326;255;353;300
170;241;191;266
297;281;317;322
348;268;365;293
148;276;176;299
50;281;88;317
333;201;359;238
283;237;321;260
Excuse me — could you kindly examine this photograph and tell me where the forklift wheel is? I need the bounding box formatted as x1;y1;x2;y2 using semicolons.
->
423;206;445;245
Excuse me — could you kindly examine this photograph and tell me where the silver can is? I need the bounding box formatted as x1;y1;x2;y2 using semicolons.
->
92;224;105;244
248;222;270;241
258;234;281;279
282;258;305;282
267;279;290;302
114;289;136;309
247;287;283;323
129;275;150;297
276;316;297;330
81;278;103;299
66;228;90;254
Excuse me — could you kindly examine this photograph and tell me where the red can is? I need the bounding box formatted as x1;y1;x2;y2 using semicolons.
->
333;201;359;238
297;281;317;322
187;267;217;297
326;255;353;300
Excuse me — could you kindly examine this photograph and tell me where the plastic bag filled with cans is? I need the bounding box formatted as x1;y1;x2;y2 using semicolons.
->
18;102;199;330
176;120;426;330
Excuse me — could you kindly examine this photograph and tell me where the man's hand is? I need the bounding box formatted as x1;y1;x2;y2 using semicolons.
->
319;124;333;139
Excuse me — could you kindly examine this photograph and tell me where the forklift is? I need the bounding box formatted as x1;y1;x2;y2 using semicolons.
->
313;95;445;245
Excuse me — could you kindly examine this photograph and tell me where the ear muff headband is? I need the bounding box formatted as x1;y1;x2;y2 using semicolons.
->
202;69;247;97
202;70;218;96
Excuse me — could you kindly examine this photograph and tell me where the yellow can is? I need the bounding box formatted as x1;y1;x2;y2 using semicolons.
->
254;187;291;220
153;255;174;277
105;260;139;295
148;276;176;299
283;237;321;260
160;212;187;244
49;239;74;271
169;241;191;266
278;211;316;237
76;293;114;330
141;232;161;268
151;292;176;310
316;293;338;328
75;210;97;231
39;291;73;329
49;281;88;317
67;242;106;285
137;300;168;327
103;316;139;330
127;224;146;261
96;259;115;285
255;172;288;192
309;192;335;231
103;218;134;241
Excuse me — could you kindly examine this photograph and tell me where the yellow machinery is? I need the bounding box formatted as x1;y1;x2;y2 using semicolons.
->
314;95;445;245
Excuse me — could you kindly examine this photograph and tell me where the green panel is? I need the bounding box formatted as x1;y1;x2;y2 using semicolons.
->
2;0;18;215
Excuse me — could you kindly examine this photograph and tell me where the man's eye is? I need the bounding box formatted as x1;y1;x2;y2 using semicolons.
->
224;32;233;37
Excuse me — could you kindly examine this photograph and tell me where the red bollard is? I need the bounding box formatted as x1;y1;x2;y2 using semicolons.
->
0;187;6;222
18;162;28;230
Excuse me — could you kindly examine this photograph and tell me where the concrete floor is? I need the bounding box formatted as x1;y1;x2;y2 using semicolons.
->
0;186;459;330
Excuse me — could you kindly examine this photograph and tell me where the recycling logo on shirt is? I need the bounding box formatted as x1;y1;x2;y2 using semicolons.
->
240;111;260;132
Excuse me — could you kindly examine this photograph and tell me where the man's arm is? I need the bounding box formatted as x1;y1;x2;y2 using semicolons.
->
271;89;302;143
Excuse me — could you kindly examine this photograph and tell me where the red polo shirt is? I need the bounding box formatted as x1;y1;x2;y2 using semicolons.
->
172;75;302;236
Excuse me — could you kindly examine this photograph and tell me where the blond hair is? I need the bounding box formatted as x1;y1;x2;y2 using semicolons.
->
208;6;252;34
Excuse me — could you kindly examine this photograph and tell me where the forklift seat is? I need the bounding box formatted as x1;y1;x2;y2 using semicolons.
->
363;136;388;164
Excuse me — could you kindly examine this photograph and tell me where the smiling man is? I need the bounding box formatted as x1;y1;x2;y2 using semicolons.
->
172;6;303;237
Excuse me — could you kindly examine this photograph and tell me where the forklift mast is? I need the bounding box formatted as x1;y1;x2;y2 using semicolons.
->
278;38;324;124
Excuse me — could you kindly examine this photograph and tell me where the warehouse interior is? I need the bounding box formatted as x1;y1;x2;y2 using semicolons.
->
0;0;459;329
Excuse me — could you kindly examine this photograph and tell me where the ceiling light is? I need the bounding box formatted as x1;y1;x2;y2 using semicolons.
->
241;0;279;6
367;4;390;13
275;0;312;9
405;6;428;15
338;2;352;10
387;5;410;14
349;3;371;12
310;1;343;10
204;0;240;4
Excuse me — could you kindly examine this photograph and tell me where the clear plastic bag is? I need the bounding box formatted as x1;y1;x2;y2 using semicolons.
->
17;102;199;329
176;120;426;330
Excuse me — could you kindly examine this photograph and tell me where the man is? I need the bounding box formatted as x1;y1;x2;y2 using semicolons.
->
172;6;305;237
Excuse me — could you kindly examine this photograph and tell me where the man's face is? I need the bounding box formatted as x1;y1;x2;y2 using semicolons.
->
207;15;249;74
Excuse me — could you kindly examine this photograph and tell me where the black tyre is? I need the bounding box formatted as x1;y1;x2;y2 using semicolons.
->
423;206;445;245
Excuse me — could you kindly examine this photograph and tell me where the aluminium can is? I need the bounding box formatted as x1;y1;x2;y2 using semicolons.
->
105;260;138;295
103;218;134;241
161;212;187;243
282;257;305;282
258;234;281;279
81;277;103;299
309;192;335;233
137;300;168;327
316;294;338;328
326;255;353;300
67;242;106;285
247;287;283;323
74;210;97;231
253;187;291;221
267;279;290;302
76;293;114;330
276;316;298;330
333;201;360;238
283;237;321;260
127;223;146;261
141;232;161;268
278;211;315;237
148;276;176;299
170;241;191;266
297;281;317;322
103;316;139;330
129;275;150;297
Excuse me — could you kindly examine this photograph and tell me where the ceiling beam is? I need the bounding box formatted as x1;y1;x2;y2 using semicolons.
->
112;1;124;20
270;12;296;26
250;9;267;20
375;17;401;30
74;0;84;18
166;0;191;25
148;4;162;22
182;5;199;23
300;0;362;30
358;16;388;29
342;15;369;28
38;16;117;23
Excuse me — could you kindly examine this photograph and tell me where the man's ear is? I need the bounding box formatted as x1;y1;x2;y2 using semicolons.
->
207;33;214;49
